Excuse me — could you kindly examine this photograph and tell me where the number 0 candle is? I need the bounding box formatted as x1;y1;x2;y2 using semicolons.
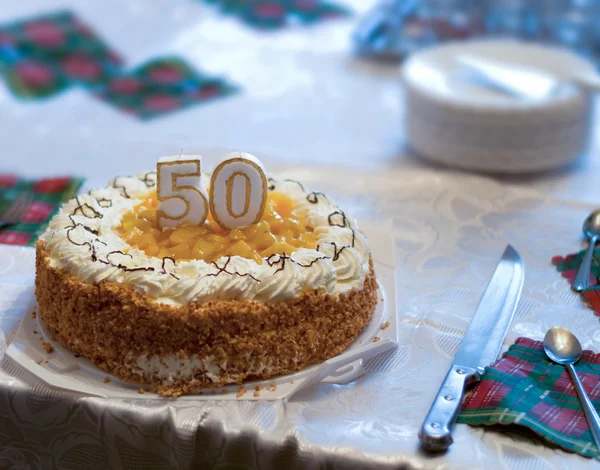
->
209;152;268;230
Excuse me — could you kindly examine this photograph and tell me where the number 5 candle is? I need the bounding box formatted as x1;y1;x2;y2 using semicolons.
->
156;156;209;229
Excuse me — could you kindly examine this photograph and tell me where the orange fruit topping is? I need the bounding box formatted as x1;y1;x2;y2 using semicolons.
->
116;191;317;264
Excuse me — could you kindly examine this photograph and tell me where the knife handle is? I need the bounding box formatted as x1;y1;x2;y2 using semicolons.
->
419;365;479;452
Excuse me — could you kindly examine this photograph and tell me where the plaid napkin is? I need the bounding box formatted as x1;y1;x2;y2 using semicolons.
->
0;175;83;246
93;57;238;119
202;0;351;30
0;11;122;99
552;251;600;316
458;337;600;459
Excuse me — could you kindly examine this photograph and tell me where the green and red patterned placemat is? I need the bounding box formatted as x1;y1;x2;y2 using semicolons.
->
93;57;238;120
458;337;600;459
552;251;600;316
0;175;83;246
0;11;238;117
202;0;351;29
0;10;122;99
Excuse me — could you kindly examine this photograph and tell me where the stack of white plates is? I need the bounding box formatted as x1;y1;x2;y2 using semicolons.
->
401;40;594;173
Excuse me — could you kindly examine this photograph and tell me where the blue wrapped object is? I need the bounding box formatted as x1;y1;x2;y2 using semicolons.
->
354;0;600;63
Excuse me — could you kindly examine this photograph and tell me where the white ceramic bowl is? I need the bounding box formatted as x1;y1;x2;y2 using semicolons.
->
401;40;595;173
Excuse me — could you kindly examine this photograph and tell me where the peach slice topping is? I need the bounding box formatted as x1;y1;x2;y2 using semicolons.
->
116;191;317;264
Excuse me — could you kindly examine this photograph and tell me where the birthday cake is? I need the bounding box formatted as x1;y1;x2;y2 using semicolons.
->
35;153;377;396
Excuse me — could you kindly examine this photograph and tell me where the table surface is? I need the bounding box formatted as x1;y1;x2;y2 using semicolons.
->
1;1;600;469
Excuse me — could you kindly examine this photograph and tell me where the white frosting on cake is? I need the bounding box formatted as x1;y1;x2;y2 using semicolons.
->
41;171;371;304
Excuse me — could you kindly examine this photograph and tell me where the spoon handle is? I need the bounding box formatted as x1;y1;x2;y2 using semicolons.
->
567;363;600;452
572;235;598;292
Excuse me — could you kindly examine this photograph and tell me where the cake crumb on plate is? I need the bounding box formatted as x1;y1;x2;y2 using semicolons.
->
104;377;111;383
372;336;380;343
236;387;246;398
381;321;390;330
137;388;145;394
220;389;228;395
42;341;54;353
32;330;38;334
253;391;260;397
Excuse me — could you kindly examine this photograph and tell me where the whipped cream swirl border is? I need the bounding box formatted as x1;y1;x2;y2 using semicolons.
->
41;171;371;304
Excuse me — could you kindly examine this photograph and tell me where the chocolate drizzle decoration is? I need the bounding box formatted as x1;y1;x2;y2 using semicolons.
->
89;239;108;261
207;257;261;282
66;225;108;263
317;241;348;262
284;179;305;191
306;192;327;204
66;225;101;249
139;171;157;188
160;257;179;280
64;215;158;274
95;198;113;208
101;251;156;273
328;210;349;228
326;208;356;247
266;252;329;276
110;177;131;198
266;253;290;276
72;196;104;219
296;255;329;268
67;215;98;235
86;190;114;208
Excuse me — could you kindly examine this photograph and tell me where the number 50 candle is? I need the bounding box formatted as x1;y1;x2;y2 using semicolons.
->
155;152;268;231
210;152;268;230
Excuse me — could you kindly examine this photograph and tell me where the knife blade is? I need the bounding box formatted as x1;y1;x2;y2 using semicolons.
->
419;244;524;452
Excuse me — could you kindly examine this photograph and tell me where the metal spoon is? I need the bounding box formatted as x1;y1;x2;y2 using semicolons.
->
572;210;600;292
543;327;600;451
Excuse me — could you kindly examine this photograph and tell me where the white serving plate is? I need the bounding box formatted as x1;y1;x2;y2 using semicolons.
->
401;39;594;173
6;227;397;400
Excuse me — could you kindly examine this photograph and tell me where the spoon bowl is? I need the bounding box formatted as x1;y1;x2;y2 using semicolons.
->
572;209;600;292
543;327;582;365
543;327;600;451
582;210;600;240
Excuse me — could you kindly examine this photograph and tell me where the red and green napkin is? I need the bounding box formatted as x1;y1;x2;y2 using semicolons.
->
0;12;238;118
92;57;238;120
458;337;600;459
0;10;122;99
552;251;600;316
0;175;83;246
202;0;351;30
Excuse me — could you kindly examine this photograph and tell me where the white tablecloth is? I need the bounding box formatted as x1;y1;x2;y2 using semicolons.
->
1;1;600;469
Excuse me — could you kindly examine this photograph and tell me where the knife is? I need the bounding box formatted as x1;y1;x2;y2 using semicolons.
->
419;244;524;452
